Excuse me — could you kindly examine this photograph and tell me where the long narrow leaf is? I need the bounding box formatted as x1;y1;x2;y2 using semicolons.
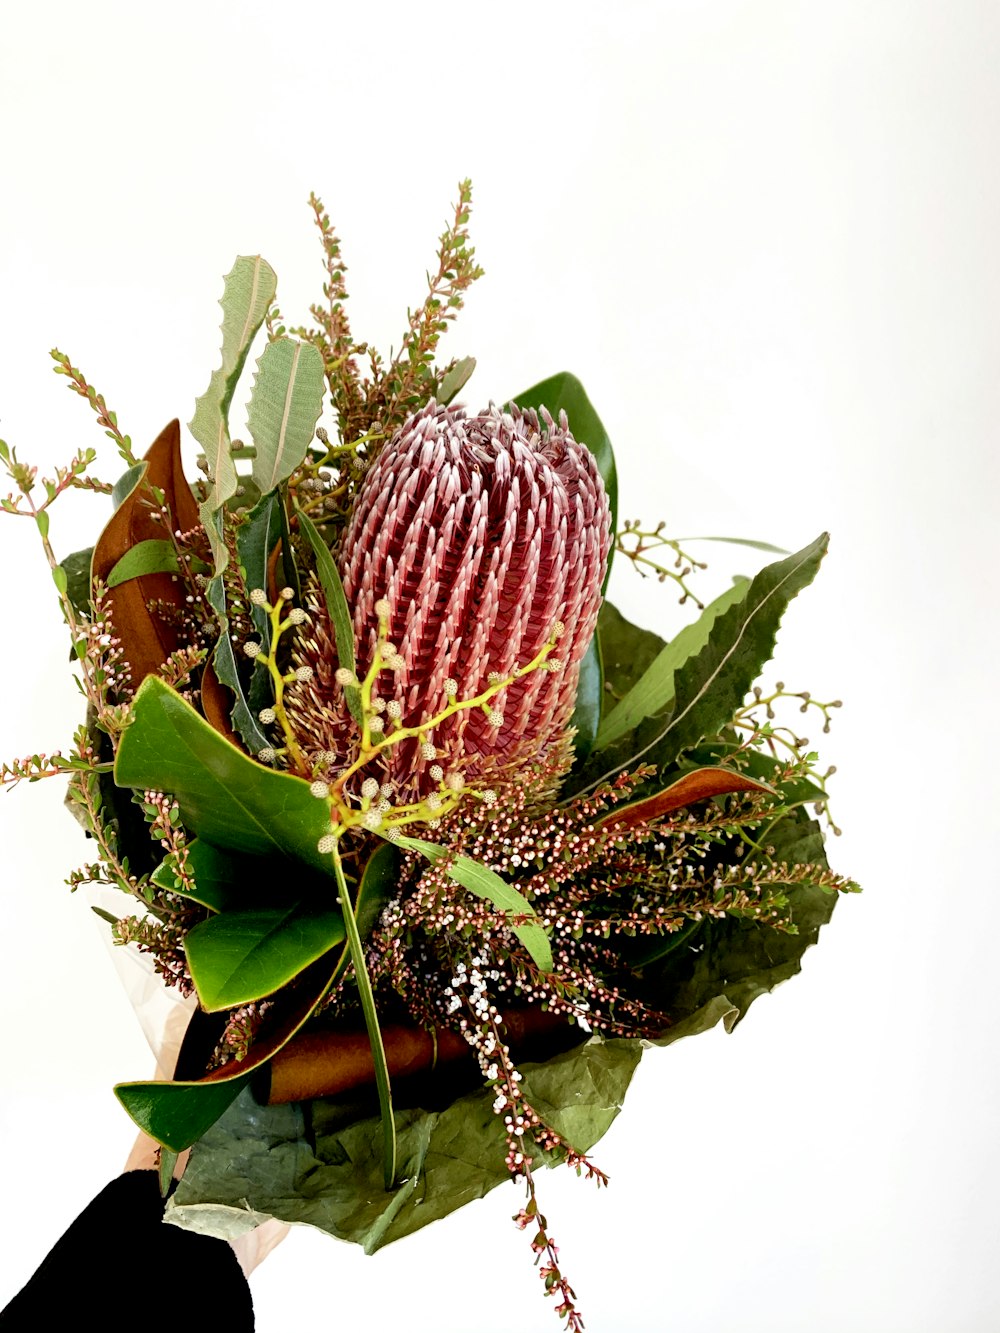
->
297;507;362;722
399;837;553;972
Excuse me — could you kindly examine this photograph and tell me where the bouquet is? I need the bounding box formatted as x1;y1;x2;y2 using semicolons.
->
0;182;857;1327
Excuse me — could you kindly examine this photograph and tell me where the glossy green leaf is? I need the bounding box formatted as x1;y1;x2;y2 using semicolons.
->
116;1076;251;1155
509;372;618;590
106;538;180;588
111;462;145;511
399;837;553;972
356;841;400;939
236;492;282;645
596;578;750;750
186;900;345;1011
114;676;334;875
151;839;246;913
205;574;272;754
297;506;362;722
248;337;325;494
59;546;93;616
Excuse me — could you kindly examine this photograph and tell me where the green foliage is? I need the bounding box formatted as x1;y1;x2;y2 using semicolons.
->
186;900;345;1012
106;538;180;587
114;676;334;874
297;506;361;722
58;547;94;616
399;836;554;972
116;1076;251;1154
248;337;325;494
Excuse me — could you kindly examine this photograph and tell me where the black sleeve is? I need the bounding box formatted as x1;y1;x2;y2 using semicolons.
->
0;1170;254;1330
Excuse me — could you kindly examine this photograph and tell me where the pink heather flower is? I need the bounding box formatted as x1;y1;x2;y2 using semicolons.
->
296;401;611;796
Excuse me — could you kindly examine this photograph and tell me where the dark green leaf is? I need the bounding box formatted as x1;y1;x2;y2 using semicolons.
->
114;676;335;875
205;574;272;753
596;579;749;750
186;900;344;1011
116;1076;250;1155
297;506;362;723
356;841;400;939
106;538;180;588
399;837;553;972
436;356;476;404
236;492;282;645
508;372;618;591
570;632;603;761
58;546;94;616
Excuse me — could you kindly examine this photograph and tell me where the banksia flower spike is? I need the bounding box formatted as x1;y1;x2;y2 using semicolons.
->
293;401;611;799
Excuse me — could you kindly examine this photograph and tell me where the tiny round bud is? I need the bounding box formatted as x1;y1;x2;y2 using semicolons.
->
361;777;380;800
368;716;385;734
443;678;458;698
420;741;436;761
381;641;397;658
444;771;464;792
372;696;386;713
552;620;565;639
376;797;392;814
294;665;314;683
379;783;394;799
249;588;268;607
280;586;295;601
386;700;402;719
385;653;406;672
486;709;503;728
363;808;383;831
310;780;330;799
288;607;308;625
425;792;443;812
317;833;336;854
429;764;444;782
244;640;262;658
384;826;401;843
374;598;391;620
546;657;563;672
258;707;276;725
480;788;498;806
257;747;276;763
335;667;357;687
486;671;504;685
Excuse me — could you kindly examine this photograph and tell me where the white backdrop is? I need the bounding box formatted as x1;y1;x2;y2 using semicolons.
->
1;3;997;1329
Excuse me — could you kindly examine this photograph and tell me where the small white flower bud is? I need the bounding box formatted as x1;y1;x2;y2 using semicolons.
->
444;771;464;792
363;808;383;830
384;826;401;843
288;607;307;625
257;747;276;763
486;709;503;728
371;696;386;713
443;678;459;698
335;667;357;687
552;620;565;639
381;641;397;658
361;777;380;800
244;640;262;658
368;716;385;734
280;586;295;601
547;657;563;672
425;792;443;811
258;707;276;724
385;653;406;672
249;588;268;607
379;783;394;799
429;764;444;782
374;598;391;619
480;788;498;806
310;780;330;799
294;665;314;683
420;741;436;761
386;700;402;719
317;833;336;854
487;671;504;685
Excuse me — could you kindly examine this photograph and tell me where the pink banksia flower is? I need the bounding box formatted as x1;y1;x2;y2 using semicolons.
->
291;401;611;798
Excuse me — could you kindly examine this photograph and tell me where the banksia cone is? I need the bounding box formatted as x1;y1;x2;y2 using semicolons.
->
292;401;611;798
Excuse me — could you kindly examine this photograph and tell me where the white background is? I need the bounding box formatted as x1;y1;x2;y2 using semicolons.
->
1;3;998;1329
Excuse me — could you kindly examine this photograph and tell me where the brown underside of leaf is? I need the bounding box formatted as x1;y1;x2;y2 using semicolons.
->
265;1008;571;1105
597;766;775;832
92;420;200;686
199;659;240;744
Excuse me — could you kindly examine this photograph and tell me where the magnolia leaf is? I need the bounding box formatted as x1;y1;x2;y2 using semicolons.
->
190;256;277;570
570;632;603;761
399;837;553;973
509;371;618;591
115;949;342;1151
151;839;271;914
106;538;180;587
297;507;362;722
92;421;201;685
436;356;476;404
115;676;334;875
186;900;345;1011
59;546;94;616
596;578;750;750
111;462;145;511
248;337;325;494
597;766;775;833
